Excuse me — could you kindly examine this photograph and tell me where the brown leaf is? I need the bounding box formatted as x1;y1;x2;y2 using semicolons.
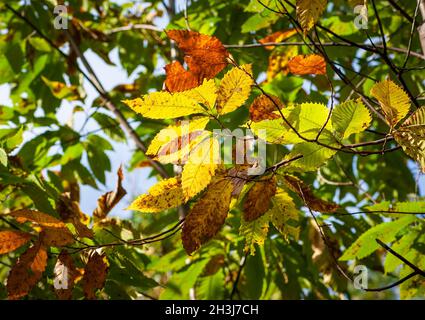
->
182;178;233;254
164;61;200;92
0;230;32;254
249;94;283;122
287;54;326;75
54;250;77;300
258;29;298;50
7;240;47;299
243;176;277;221
165;30;229;92
283;175;339;213
93;166;127;221
40;228;75;247
82;252;109;300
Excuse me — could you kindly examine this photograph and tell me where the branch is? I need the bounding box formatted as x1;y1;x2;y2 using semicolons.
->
107;23;163;34
5;3;170;179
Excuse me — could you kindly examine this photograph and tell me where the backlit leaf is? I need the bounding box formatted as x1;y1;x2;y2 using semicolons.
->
287;54;326;75
331;99;371;138
0;230;32;254
243;176;277;221
296;0;328;33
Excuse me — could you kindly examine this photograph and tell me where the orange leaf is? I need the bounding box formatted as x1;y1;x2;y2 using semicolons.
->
259;29;298;50
249;94;283;122
266;46;298;80
82;252;109;300
287;54;326;75
54;250;77;300
165;30;229;92
243;176;277;221
164;61;200;92
7;240;47;299
9;209;66;228
0;230;32;254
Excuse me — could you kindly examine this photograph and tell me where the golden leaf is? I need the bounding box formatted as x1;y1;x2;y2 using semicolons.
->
258;29;298;50
296;0;327;33
182;178;233;254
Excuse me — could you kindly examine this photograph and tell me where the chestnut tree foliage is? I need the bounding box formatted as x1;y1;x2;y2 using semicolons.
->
0;0;425;300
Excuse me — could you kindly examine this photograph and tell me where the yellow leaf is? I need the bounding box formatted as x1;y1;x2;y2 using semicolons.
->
296;0;327;33
127;177;185;213
123;91;205;119
331;99;371;138
182;177;233;254
216;64;253;115
181;79;217;110
268;188;300;240
266;46;298;80
370;79;411;127
182;137;220;200
240;212;270;255
146;117;210;162
0;230;32;254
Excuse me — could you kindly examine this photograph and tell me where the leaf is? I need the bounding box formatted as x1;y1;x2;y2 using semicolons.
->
339;215;417;261
384;231;419;274
267;46;298;80
0;147;7;166
252;102;333;144
127;177;185;213
296;0;328;33
164;61;200;92
258;29;298;50
123;90;205;119
0;230;32;254
7;240;47;299
243;177;277;222
216;64;254;114
166;30;229;81
394;106;425;172
54;250;77;300
331;99;372;138
182;177;233;254
283;175;339;212
269;188;300;240
93;165;127;220
82;252;109;300
196;271;225;299
370;79;411;127
240;212;270;255
181;137;220;200
39;228;74;247
181;79;217;110
287;54;326;75
41;76;81;101
146;117;210;164
249;94;283;122
9;209;66;228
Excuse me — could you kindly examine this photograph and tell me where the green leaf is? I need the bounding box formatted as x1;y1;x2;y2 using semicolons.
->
340;216;417;261
384;230;419;274
331;99;371;139
196;271;225;299
240;212;270;255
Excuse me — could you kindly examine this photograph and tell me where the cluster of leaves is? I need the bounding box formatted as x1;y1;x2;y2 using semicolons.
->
0;0;424;300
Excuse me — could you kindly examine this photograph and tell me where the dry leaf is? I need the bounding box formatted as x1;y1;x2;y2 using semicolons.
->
243;176;277;221
164;61;200;92
9;209;66;228
0;230;32;254
54;250;77;300
93;165;127;221
249;94;283;122
283;175;339;213
40;228;74;247
182;178;233;254
287;54;326;75
82;252;109;300
7;240;47;299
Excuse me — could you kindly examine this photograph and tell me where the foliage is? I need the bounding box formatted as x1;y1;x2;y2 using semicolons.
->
0;0;424;301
